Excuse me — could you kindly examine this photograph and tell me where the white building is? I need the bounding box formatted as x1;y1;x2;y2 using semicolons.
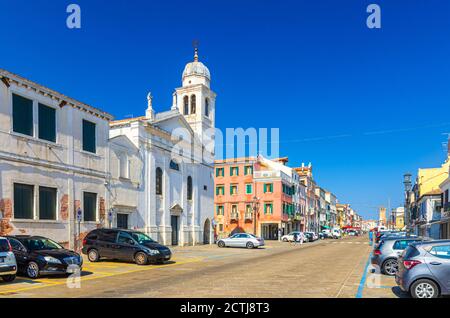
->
109;50;215;246
0;69;113;250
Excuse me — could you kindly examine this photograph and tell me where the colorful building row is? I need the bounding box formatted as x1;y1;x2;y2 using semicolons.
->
213;155;361;240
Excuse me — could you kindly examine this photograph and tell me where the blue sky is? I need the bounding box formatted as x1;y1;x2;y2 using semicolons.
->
1;0;450;219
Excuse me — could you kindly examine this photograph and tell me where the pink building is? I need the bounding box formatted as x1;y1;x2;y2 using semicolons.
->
214;156;296;240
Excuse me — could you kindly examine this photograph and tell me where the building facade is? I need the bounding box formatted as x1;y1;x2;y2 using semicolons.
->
0;69;113;250
109;51;215;246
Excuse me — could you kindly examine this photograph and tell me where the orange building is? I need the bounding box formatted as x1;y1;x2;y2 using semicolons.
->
214;156;295;240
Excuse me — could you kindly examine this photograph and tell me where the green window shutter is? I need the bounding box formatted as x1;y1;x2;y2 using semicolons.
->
270;184;273;192
230;167;233;176
13;183;34;219
83;192;97;221
12;94;33;136
216;168;219;177
38;103;56;142
39;186;56;220
82;119;96;153
236;167;239;176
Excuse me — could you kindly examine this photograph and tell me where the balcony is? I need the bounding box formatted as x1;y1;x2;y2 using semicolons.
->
230;213;239;221
244;213;253;221
254;170;281;179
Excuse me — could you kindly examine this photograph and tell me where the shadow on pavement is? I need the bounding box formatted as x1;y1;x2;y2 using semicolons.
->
392;286;409;298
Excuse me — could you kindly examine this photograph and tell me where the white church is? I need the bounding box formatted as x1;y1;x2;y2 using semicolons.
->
109;49;216;246
0;49;215;248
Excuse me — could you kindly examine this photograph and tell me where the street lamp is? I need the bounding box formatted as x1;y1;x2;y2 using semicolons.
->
252;195;260;236
403;173;412;236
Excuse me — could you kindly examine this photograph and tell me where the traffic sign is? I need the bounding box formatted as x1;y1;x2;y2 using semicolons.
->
76;208;82;222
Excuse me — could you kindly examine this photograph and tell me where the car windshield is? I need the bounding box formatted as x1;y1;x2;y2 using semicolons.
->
130;232;155;244
23;238;63;251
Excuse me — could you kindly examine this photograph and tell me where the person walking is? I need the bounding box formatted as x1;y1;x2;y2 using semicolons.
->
299;231;304;245
293;232;299;245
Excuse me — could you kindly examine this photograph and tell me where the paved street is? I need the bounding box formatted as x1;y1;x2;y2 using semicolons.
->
0;236;405;298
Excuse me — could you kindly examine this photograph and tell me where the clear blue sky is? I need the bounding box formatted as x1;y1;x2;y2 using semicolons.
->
1;0;450;220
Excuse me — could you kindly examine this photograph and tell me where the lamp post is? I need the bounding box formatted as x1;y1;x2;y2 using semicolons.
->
252;195;260;236
403;173;412;237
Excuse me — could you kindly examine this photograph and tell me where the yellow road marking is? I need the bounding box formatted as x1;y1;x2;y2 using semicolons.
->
0;257;203;296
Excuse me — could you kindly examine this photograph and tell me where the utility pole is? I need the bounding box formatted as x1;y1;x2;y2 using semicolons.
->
403;173;412;237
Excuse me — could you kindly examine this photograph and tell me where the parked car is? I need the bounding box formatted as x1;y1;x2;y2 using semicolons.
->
217;233;264;249
396;240;450;298
371;237;427;276
375;230;399;243
281;231;302;242
0;237;17;282
82;229;172;265
331;228;341;239
306;232;319;241
304;232;318;242
322;229;332;238
318;232;325;240
6;235;82;279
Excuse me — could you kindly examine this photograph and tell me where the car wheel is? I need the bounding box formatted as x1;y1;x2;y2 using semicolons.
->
1;275;16;282
135;252;148;265
87;249;100;262
26;261;40;279
282;238;288;242
218;241;225;248
246;242;254;249
382;259;398;276
411;279;439;298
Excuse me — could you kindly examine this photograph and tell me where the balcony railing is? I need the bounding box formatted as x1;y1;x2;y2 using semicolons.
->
230;213;239;220
253;170;281;179
244;213;253;220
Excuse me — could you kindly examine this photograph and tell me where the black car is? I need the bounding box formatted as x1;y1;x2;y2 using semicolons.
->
6;235;82;279
81;229;172;265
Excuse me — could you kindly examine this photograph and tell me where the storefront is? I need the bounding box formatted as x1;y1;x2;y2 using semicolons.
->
261;223;279;240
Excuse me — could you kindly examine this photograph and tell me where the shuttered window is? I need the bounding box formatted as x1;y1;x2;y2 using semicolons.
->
38;103;56;142
14;183;34;219
12;94;33;136
83;192;97;222
39;186;57;220
82;119;96;153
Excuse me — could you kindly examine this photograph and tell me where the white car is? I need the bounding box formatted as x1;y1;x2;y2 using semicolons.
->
281;231;302;242
217;233;264;249
331;228;341;239
0;237;17;282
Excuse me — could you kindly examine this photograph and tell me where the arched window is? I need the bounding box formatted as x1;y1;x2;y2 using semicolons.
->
187;176;193;200
183;96;189;115
156;167;163;195
205;98;209;117
190;95;196;114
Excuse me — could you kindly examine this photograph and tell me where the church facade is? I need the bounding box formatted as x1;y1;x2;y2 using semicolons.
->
109;50;216;246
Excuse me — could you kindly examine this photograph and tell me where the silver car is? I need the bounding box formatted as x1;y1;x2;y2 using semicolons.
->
396;240;450;298
371;237;426;276
217;233;264;249
0;237;17;282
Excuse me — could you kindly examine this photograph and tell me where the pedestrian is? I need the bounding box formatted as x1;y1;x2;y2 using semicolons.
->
293;232;299;245
299;232;304;245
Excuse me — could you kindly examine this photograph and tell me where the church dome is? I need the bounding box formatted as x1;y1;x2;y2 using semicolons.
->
182;48;210;81
182;61;210;80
